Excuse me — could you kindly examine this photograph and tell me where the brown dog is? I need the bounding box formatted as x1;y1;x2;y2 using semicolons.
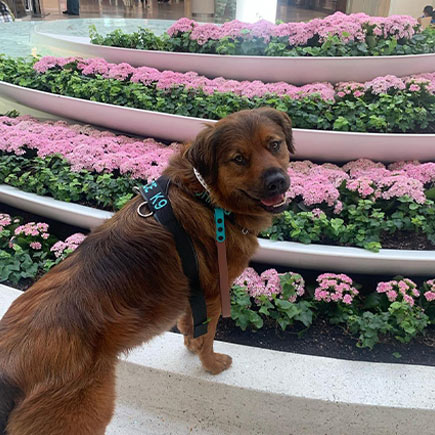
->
0;107;293;434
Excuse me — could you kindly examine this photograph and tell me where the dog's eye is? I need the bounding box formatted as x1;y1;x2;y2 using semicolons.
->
233;155;246;165
270;141;281;152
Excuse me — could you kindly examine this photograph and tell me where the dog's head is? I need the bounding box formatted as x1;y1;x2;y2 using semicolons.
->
186;108;294;215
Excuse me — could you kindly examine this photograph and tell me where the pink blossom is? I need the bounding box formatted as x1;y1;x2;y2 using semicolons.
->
376;278;418;306
0;213;11;231
315;273;358;304
423;280;435;302
50;233;86;258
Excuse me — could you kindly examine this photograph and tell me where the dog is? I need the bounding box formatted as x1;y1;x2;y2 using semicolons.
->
0;107;293;434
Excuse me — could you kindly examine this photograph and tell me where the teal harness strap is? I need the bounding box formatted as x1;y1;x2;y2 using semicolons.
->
214;208;226;242
214;208;231;318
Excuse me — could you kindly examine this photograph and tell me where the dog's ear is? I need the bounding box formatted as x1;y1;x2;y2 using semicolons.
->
185;123;220;185
259;108;295;155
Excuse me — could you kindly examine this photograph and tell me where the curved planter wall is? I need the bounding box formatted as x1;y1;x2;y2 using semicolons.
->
1;284;434;435
1;81;435;163
33;31;435;85
2;184;434;276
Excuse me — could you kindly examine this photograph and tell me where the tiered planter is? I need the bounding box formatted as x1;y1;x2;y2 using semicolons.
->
2;185;434;276
33;31;435;84
1;284;434;435
1;81;435;162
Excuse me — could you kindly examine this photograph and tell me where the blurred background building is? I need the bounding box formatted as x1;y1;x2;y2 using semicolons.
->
5;0;433;22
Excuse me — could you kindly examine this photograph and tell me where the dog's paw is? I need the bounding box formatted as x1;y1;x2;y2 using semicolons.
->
202;352;232;375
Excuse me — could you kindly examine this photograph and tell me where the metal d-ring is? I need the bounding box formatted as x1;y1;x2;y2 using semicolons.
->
137;201;153;218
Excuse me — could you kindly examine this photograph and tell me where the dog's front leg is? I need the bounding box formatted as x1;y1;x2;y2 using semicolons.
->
177;295;232;374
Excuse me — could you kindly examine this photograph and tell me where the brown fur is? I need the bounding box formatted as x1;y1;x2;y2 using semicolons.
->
0;108;293;434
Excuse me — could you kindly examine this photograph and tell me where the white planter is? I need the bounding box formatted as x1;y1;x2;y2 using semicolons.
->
1;284;434;435
32;31;435;85
0;184;112;229
1;81;435;163
2;185;434;276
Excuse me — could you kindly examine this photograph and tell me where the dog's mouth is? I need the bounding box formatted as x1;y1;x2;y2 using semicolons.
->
240;190;288;214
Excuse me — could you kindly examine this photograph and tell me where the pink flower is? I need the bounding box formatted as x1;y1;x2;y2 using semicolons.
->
0;213;11;231
377;278;418;306
50;233;86;258
30;242;42;250
315;273;358;304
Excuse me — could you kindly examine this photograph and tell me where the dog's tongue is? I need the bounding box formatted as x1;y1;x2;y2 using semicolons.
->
261;193;285;207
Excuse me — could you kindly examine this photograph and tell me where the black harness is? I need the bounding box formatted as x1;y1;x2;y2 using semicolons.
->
137;176;208;338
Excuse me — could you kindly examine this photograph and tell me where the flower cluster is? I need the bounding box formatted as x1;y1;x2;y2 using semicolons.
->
423;279;435;302
0;213;12;232
9;221;51;251
32;56;435;105
2;115;434;210
167;13;418;47
376;278;420;306
287;158;435;210
51;233;86;259
0;116;177;180
233;267;305;302
314;273;359;304
33;56;336;101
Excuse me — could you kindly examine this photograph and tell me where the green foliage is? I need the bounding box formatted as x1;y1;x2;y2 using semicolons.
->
347;301;429;349
0;246;39;284
263;196;435;251
0;216;57;285
230;272;314;332
88;26;435;58
0;152;139;211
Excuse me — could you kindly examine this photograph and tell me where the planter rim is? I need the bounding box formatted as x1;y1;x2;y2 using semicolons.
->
36;31;435;61
2;184;435;275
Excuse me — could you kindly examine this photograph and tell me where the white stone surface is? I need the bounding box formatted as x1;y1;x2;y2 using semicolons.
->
1;284;434;435
33;31;435;85
2;81;435;163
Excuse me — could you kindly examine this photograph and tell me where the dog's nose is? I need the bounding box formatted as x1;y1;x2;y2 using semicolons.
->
264;170;289;194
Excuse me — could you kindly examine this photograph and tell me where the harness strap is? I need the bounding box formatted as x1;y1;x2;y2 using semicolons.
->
139;176;208;338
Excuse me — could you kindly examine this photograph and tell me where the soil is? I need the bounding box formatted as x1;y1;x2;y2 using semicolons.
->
381;231;435;250
213;317;435;367
2;201;435;367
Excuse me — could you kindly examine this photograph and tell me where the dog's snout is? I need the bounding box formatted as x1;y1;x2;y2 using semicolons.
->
264;169;289;194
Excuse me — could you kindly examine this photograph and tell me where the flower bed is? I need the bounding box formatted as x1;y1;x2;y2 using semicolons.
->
232;268;435;350
0;212;85;287
1;56;435;134
1;115;435;252
2;212;433;351
89;13;435;57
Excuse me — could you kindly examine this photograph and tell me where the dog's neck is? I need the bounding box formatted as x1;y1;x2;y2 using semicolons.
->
163;151;273;236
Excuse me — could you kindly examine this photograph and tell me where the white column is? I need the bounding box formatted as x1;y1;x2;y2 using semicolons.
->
236;0;277;23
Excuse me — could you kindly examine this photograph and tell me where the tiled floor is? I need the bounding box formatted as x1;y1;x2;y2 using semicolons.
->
25;0;329;22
